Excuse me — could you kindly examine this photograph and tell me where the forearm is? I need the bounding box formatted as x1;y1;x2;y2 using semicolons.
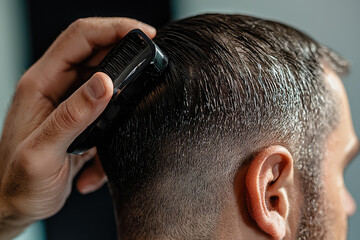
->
0;200;33;240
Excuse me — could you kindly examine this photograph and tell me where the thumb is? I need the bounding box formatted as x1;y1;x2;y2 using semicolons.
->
32;72;113;153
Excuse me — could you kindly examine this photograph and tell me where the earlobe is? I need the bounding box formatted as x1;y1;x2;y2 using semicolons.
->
246;146;294;240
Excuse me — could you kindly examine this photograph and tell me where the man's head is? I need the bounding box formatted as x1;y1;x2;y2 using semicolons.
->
97;14;359;239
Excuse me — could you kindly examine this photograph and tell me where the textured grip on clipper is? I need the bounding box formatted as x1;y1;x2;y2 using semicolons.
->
67;29;168;154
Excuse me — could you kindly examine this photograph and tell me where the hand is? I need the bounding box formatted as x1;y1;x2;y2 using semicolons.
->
0;17;156;239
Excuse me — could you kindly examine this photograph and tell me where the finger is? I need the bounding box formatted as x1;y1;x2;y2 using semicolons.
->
70;147;97;178
29;72;113;161
52;17;156;65
76;154;107;194
37;17;156;101
82;45;114;69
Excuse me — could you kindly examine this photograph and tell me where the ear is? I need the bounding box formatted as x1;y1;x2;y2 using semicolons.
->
246;146;294;239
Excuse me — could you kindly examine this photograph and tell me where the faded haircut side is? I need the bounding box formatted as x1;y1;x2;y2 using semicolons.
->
97;14;349;239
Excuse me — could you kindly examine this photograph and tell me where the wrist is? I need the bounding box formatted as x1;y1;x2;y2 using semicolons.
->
0;198;34;240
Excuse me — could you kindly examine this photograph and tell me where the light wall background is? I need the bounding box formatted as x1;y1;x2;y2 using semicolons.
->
171;0;360;239
0;0;28;129
0;1;46;240
0;0;358;239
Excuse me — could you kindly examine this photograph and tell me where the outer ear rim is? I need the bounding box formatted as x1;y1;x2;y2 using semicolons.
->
245;145;294;240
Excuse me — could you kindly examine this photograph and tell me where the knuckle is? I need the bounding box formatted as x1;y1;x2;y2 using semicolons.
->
55;100;84;129
68;18;89;32
15;78;28;96
16;75;34;96
54;86;95;130
15;142;33;175
17;143;30;164
13;76;40;104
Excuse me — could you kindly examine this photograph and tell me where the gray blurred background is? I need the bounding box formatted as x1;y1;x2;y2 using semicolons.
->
0;0;359;239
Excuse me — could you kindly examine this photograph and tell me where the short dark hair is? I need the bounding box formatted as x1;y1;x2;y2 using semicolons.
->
98;14;349;239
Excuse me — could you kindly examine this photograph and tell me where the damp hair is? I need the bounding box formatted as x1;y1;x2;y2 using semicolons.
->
97;14;349;239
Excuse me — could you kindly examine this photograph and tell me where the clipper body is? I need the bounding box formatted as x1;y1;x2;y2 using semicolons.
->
67;29;168;154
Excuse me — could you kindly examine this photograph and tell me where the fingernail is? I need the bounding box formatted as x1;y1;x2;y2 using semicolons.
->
80;184;97;194
87;74;105;99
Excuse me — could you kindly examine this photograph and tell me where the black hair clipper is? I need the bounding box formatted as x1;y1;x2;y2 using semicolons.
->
67;29;168;154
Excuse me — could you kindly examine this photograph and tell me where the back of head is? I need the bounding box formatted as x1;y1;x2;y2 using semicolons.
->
97;14;347;239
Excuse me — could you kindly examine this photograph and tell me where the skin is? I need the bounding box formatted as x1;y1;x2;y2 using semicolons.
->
0;17;156;240
321;67;359;240
217;68;359;240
